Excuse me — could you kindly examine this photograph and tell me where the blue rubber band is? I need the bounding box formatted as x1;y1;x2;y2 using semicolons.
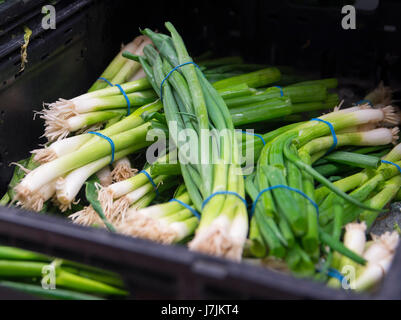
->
98;77;114;87
170;199;200;220
356;99;373;107
310;118;338;154
381;160;401;174
202;191;247;210
139;170;159;197
250;184;319;217
87;132;115;164
273;86;284;97
97;78;131;115
242;131;266;146
327;267;345;284
160;62;201;101
114;84;131;115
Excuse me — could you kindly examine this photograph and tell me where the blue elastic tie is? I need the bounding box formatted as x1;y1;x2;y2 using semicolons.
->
310;118;338;154
202;191;247;210
250;184;319;217
242;131;266;146
97;78;131;115
170;199;200;219
115;84;131;115
139;170;159;197
356;99;373;107
98;77;114;87
87;132;115;164
327;268;345;284
160;62;201;101
381;160;401;174
273;86;284;97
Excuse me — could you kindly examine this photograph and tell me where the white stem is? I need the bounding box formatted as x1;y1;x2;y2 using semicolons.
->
56;157;109;205
73;98;105;114
354;257;392;291
359;128;397;145
124;183;153;204
105;170;151;199
131;204;166;220
169;221;191;241
18;179;57;212
364;231;399;263
344;222;367;255
228;209;248;245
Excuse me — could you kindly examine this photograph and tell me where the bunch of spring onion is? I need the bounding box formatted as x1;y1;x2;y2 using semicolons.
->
11;102;160;213
0;245;127;299
70;159;180;228
120;22;253;260
246;103;399;276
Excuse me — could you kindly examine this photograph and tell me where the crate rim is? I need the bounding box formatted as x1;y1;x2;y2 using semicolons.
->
0;205;389;300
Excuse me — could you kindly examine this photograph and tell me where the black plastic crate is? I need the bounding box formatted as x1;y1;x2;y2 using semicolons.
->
1;0;401;299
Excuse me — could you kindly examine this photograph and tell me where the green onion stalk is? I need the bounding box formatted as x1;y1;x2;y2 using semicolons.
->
317;143;401;229
89;35;152;92
0;281;103;300
0;260;127;296
229;93;339;127
299;128;399;163
225;84;328;109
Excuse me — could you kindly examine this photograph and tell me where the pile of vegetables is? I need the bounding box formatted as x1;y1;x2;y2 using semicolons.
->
1;22;400;295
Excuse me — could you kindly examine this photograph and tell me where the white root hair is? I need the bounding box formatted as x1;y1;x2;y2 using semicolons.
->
111;159;137;182
69;205;105;227
40;112;71;141
381;105;399;126
391;127;400;144
117;213;178;245
188;216;242;261
41;99;79;121
31;147;57;163
97;186;115;219
109;196;131;224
